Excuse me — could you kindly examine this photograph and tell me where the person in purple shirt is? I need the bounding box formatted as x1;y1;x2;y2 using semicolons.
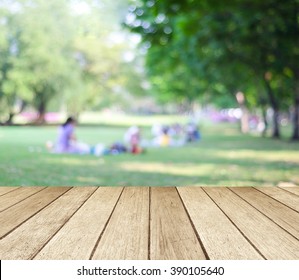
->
54;117;90;154
55;117;76;153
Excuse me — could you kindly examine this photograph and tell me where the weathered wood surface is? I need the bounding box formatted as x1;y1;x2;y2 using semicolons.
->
150;187;206;260
0;186;298;260
91;187;149;260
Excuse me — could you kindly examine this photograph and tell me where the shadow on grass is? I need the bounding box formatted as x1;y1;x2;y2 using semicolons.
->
1;150;297;186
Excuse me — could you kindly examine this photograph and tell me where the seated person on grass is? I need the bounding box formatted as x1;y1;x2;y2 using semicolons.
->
51;117;90;155
124;126;144;154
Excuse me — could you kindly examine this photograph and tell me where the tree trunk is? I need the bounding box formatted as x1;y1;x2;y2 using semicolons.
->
235;91;249;134
272;108;280;138
4;112;14;125
4;100;27;125
292;96;299;140
240;107;249;134
261;106;268;137
263;79;280;138
36;100;46;124
291;70;299;140
291;0;299;140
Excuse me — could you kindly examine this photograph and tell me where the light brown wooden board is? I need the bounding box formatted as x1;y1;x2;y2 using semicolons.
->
204;187;299;259
0;187;70;239
178;187;263;259
255;187;299;212
92;187;149;260
1;186;298;260
0;187;96;259
34;187;123;260
150;187;206;260
279;187;299;197
0;187;46;212
0;187;20;196
231;187;299;239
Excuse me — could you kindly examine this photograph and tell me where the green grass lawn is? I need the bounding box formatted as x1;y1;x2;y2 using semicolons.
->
0;123;298;186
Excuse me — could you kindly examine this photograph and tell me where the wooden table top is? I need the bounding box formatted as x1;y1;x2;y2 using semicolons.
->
0;186;298;260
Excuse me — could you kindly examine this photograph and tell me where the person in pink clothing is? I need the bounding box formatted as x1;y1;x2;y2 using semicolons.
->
124;126;143;154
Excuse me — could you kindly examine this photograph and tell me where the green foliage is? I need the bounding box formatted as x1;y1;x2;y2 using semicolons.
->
125;0;299;137
0;0;145;122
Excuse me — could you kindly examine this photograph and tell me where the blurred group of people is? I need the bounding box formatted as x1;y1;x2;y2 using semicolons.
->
47;117;201;156
149;122;200;147
123;122;201;151
47;117;144;156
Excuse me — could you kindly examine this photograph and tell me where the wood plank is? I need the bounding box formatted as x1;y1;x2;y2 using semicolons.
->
91;187;149;260
0;187;20;196
279;187;299;197
34;187;123;260
178;187;263;259
231;187;299;239
204;187;299;260
0;187;70;239
256;187;299;212
150;187;206;260
0;187;46;212
0;187;96;260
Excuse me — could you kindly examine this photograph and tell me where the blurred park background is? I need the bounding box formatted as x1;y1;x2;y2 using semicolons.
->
0;0;298;186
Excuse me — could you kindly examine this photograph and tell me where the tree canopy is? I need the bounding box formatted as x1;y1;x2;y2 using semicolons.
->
125;0;299;139
0;0;145;123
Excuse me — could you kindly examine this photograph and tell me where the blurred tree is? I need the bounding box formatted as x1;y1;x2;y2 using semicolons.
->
125;0;298;139
61;0;146;115
0;0;78;123
0;0;145;123
0;4;29;124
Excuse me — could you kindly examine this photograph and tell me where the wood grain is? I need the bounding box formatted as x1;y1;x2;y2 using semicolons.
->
204;187;299;259
92;187;149;260
0;187;70;239
255;187;299;212
279;187;299;197
150;187;206;260
178;187;263;259
0;187;95;259
34;187;123;260
231;187;299;239
1;186;298;260
0;187;45;212
0;187;20;196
